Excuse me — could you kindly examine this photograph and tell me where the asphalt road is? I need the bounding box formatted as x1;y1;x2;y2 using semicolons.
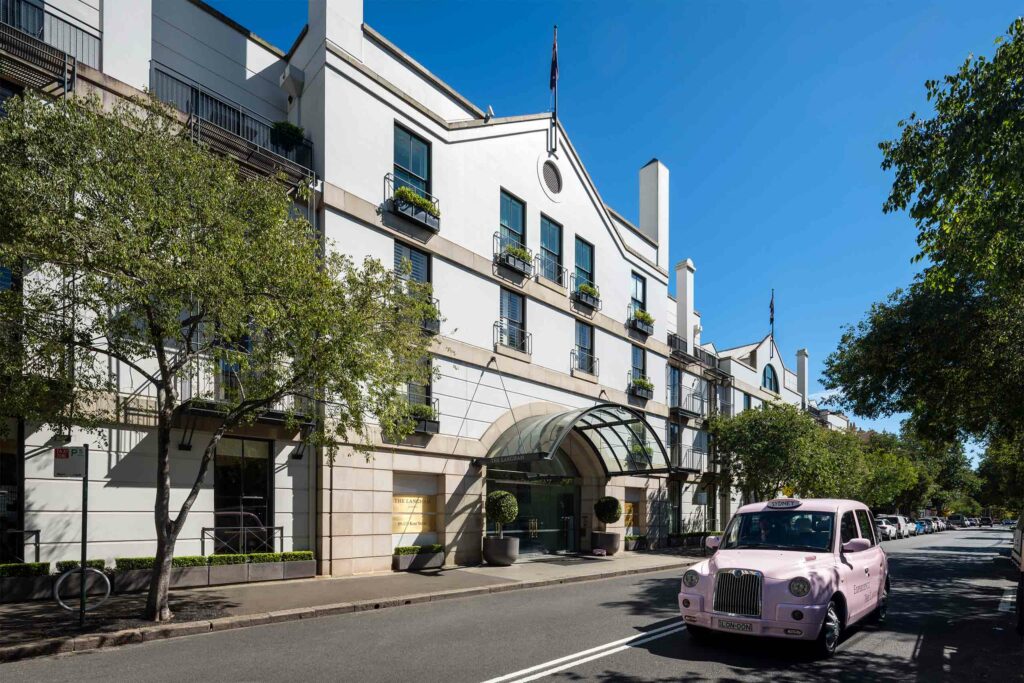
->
3;528;1021;682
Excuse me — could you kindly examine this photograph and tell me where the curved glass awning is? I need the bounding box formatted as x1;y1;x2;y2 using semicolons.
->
484;403;673;477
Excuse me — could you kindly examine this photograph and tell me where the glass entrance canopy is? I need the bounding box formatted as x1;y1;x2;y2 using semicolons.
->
484;403;673;476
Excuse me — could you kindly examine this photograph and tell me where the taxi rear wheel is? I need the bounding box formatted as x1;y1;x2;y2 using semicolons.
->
814;600;842;658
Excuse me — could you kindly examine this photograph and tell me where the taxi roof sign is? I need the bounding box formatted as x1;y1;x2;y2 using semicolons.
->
766;498;802;509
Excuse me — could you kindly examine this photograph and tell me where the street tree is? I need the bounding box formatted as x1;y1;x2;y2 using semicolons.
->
0;94;436;621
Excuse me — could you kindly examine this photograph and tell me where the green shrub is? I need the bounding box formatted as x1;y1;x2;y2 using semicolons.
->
394;185;440;218
407;402;436;420
502;244;532;263
209;554;248;566
55;559;105;573
270;120;305;152
0;562;50;578
633;309;655;325
394;546;421;556
486;490;519;538
577;283;599;298
594;496;622;525
247;552;284;564
115;556;155;571
281;551;314;562
417;544;444;554
172;556;207;568
631;376;654;392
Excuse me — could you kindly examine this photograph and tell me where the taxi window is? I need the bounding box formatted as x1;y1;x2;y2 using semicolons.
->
855;509;876;546
840;511;858;544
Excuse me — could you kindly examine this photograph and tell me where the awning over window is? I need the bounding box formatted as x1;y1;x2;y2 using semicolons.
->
484;403;673;477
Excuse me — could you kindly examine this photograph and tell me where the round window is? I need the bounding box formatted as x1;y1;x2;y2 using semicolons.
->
542;161;562;194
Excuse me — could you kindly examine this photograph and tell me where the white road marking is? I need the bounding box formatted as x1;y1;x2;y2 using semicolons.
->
998;587;1016;613
480;620;684;683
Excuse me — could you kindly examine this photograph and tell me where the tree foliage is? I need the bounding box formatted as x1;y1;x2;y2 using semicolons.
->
0;94;435;620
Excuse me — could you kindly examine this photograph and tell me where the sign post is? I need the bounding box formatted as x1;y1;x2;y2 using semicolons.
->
54;445;89;626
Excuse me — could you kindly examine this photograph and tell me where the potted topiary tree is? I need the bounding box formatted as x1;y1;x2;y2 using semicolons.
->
482;490;519;566
592;496;622;555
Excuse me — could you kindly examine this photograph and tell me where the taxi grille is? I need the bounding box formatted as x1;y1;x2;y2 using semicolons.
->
713;569;762;617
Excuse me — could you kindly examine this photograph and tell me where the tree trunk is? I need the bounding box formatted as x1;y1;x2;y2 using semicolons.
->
145;407;176;621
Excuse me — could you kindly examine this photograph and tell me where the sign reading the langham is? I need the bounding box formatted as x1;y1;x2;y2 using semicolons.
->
392;494;436;534
623;501;637;529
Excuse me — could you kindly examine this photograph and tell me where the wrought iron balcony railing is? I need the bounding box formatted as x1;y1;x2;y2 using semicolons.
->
627;370;653;400
0;0;78;96
535;251;567;288
385;173;440;232
493;232;533;276
494;318;531;355
570;273;601;310
571;346;599;377
627;302;654;336
670;388;707;419
407;389;440;435
671;446;707;472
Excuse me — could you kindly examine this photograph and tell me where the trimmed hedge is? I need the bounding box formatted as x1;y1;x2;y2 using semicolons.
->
394;546;420;556
486;490;519;526
171;556;207;568
248;552;284;564
209;554;247;566
115;557;155;571
418;544;443;554
0;562;51;578
281;551;314;562
55;559;105;573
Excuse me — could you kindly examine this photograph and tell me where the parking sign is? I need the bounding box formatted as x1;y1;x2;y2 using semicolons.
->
54;446;87;477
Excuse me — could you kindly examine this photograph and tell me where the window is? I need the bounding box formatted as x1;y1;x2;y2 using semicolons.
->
575;321;594;373
762;364;779;393
630;272;646;313
0;266;11;291
574;237;594;290
500;191;525;248
394;125;430;195
743;393;752;411
394;241;430;284
721;511;835;552
0;80;21;118
539;215;562;284
668;366;681;407
408;358;432;408
693;430;709;454
631;344;646;380
499;288;526;351
855;509;876;546
214;438;273;554
840;511;858;544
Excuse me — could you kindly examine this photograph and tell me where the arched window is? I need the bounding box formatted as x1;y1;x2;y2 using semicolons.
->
762;364;779;393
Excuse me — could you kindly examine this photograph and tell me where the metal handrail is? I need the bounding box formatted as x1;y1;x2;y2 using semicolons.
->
571;346;599;376
494;318;531;354
385;172;440;214
535;251;567;287
694;346;719;369
672;446;706;472
667;332;689;357
407;390;439;422
200;525;283;556
671;387;707;416
571;272;600;299
4;529;40;563
1;0;99;68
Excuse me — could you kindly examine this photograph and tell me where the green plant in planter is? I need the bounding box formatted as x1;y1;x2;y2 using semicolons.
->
55;559;106;573
418;544;444;554
594;496;622;525
209;554;247;566
502;244;532;263
633;309;655;325
394;546;421;556
577;283;599;298
394;185;441;218
486;490;519;538
0;562;50;577
407;401;437;420
248;552;284;564
281;551;314;562
270;120;305;152
631;376;654;391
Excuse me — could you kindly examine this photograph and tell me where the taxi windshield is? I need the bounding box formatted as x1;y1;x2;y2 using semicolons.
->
721;510;835;552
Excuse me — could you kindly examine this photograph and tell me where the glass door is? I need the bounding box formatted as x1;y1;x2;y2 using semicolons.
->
214;438;273;554
488;479;578;555
0;450;22;563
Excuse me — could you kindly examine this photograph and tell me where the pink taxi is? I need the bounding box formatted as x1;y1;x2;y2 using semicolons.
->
678;498;889;657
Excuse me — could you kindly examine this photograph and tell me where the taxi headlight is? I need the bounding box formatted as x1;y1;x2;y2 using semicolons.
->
788;577;811;598
682;570;701;588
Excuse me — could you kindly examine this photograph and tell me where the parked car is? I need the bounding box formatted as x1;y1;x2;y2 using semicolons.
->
882;515;913;539
1012;514;1022;571
980;517;993;527
680;498;889;658
914;519;928;535
875;518;896;541
919;519;934;534
948;514;965;528
1002;519;1016;526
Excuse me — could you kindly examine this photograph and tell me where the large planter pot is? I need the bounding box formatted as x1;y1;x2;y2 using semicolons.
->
57;570;110;598
0;575;54;603
591;531;620;556
482;536;519;566
114;569;151;594
208;563;248;586
170;566;209;589
248;561;285;582
283;559;317;579
392;552;445;572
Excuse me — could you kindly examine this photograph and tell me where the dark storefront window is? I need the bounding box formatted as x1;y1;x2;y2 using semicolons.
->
213;438;274;554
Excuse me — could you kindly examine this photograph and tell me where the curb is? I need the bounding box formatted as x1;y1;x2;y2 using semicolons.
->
0;558;696;664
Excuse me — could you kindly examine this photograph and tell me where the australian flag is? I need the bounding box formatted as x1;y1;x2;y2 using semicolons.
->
550;26;558;92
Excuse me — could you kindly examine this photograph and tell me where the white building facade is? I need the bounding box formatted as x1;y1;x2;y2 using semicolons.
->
0;0;848;575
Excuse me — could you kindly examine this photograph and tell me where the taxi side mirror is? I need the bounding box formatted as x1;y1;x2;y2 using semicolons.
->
705;535;721;550
842;538;871;554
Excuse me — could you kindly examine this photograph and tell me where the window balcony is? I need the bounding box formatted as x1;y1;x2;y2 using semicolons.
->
493;233;534;277
627;370;654;400
571;346;599;377
671;446;707;473
0;0;78;96
385;173;440;232
670;388;706;420
535;252;567;289
571;273;601;310
407;391;440;435
494;317;531;355
627;302;655;336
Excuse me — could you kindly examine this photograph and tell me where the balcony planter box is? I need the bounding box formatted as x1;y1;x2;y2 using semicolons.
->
170;566;209;588
283;559;317;579
628;383;654;400
590;531;620;556
628;317;654;336
572;290;601;310
0;575;54;603
248;562;285;582
414;418;440;435
391;197;440;232
391;551;445;572
496;252;533;277
208;563;248;586
421;317;441;335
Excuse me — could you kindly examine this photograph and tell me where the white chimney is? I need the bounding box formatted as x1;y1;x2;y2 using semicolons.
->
639;159;670;271
309;0;364;60
675;259;696;351
796;348;809;409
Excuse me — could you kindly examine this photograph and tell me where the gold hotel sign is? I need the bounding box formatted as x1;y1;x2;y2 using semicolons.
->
392;494;436;534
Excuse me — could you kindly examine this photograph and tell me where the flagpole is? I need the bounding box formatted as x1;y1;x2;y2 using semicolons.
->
551;25;558;153
553;25;558;123
770;288;775;359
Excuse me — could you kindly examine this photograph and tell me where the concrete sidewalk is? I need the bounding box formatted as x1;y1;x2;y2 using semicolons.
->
0;549;701;663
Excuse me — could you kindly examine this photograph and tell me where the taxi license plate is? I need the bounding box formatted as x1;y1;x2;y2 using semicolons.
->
717;619;753;633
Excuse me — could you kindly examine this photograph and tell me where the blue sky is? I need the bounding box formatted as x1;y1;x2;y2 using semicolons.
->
209;0;1019;437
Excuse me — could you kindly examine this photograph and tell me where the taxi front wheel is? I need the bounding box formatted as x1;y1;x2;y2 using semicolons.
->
814;600;842;658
